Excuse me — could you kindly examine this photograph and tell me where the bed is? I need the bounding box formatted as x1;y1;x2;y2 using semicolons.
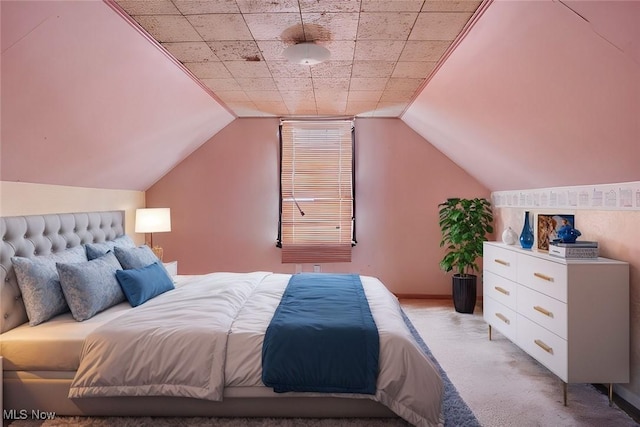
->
0;211;443;427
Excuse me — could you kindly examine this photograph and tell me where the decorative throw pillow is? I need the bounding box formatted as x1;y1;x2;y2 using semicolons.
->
85;235;135;260
116;262;175;307
57;251;125;321
114;245;161;269
11;245;87;326
114;245;173;285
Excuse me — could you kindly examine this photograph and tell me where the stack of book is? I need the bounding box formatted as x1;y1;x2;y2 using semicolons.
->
548;241;599;259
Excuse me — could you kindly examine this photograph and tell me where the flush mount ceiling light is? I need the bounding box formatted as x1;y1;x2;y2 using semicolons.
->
282;42;331;65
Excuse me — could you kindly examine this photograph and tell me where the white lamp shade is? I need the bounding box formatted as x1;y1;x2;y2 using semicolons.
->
282;42;330;65
135;208;171;233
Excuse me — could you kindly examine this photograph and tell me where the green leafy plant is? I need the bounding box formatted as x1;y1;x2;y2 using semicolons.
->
438;197;494;277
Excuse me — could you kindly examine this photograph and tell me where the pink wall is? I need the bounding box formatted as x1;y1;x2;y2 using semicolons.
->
403;0;640;192
1;0;234;191
146;117;491;296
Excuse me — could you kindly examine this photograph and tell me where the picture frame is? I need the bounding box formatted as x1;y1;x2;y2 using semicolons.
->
536;214;575;251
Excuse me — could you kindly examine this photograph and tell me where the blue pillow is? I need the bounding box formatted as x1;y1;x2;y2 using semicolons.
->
116;262;175;307
85;235;135;260
11;246;87;325
57;252;125;321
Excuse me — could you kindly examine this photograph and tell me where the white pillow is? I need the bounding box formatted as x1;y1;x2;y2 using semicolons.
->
163;261;178;277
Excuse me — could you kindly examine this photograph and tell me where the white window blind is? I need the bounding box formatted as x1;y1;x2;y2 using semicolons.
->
279;119;355;263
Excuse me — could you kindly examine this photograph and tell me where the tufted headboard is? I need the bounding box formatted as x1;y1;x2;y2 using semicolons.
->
0;211;125;334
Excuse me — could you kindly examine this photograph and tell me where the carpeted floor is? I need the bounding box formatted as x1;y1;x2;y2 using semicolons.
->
7;417;407;427
7;299;640;427
402;299;639;427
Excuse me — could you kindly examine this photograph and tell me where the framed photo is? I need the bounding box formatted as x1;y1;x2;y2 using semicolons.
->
537;214;575;251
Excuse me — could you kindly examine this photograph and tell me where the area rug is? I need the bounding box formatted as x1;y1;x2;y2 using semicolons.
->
402;310;481;427
8;313;479;427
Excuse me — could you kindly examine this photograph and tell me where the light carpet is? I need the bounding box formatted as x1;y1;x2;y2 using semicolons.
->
401;299;639;427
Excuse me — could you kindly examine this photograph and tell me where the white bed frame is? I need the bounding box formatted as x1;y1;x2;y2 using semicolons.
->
0;211;395;418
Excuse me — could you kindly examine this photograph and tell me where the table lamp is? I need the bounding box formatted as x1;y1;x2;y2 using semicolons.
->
135;208;171;260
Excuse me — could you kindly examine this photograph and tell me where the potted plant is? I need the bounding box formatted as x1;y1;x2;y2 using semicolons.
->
438;197;494;313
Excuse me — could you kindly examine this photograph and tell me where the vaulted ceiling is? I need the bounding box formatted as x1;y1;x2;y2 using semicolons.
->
1;0;638;192
112;0;482;118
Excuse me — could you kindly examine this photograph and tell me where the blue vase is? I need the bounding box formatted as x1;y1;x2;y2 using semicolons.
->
519;211;534;249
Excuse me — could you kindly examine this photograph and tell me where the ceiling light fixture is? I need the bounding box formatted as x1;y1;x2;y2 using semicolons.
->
282;42;330;65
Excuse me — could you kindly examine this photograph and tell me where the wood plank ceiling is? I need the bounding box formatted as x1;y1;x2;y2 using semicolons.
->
113;0;482;118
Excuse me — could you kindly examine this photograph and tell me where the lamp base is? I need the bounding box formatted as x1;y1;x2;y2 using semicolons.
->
151;246;164;261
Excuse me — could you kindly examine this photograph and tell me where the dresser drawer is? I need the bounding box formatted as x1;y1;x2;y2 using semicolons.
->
517;315;568;381
483;270;517;310
482;242;629;390
517;285;567;339
517;254;567;302
483;244;518;281
483;296;517;342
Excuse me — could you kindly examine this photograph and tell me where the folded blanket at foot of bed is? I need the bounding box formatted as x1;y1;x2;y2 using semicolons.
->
262;273;379;394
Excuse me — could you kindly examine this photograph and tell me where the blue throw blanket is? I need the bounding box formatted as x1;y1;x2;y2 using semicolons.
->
262;273;379;394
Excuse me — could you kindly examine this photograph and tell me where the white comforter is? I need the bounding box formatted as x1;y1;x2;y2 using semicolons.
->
69;272;444;427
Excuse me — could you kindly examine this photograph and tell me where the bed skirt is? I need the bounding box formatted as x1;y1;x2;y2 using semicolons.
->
3;371;397;418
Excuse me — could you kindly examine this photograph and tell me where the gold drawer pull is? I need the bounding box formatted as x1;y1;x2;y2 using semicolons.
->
534;305;553;318
534;339;554;354
494;259;509;266
495;286;510;296
495;313;510;324
534;272;554;282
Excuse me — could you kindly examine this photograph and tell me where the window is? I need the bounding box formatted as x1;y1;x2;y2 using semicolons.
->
277;119;355;263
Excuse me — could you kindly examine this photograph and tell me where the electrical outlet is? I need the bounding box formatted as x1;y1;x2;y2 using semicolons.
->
313;265;321;272
295;264;302;273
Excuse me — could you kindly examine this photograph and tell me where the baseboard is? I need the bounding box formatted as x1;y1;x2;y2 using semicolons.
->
608;384;640;422
395;294;452;299
395;294;484;302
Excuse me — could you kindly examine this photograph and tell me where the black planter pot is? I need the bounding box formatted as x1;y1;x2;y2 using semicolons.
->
452;274;477;314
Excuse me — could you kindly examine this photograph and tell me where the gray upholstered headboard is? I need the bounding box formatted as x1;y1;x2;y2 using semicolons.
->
0;211;125;334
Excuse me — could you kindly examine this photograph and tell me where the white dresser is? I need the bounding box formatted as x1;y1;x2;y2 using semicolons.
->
483;242;629;404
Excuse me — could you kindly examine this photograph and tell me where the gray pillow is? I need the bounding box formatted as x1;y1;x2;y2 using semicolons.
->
114;245;161;270
85;235;135;260
11;246;87;326
114;245;172;283
57;251;125;321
